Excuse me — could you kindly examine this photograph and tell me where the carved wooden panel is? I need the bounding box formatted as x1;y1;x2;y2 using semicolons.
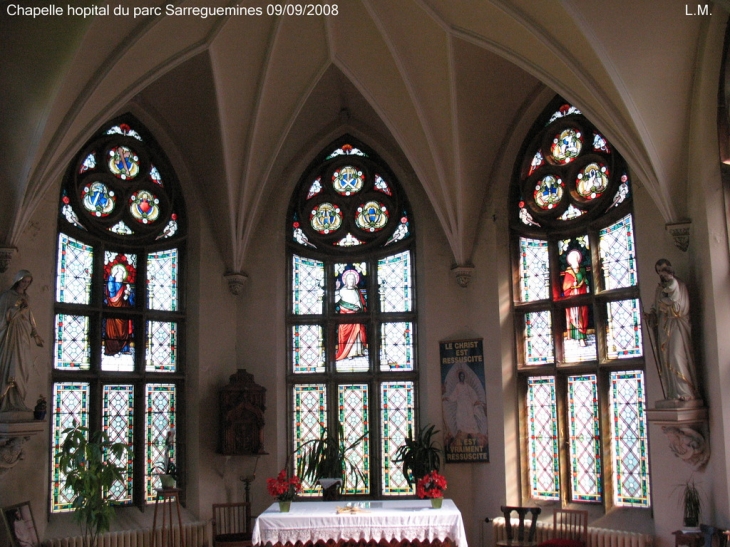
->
219;369;267;455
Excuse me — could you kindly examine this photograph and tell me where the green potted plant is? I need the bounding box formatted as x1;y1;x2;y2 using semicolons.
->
155;429;177;489
58;425;130;547
297;424;367;500
679;479;702;531
393;424;442;487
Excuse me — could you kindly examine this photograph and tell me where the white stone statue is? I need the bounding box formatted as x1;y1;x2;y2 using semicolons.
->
644;259;700;402
0;270;44;413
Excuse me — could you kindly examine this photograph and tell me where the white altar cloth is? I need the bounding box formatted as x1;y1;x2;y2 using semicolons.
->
252;499;467;547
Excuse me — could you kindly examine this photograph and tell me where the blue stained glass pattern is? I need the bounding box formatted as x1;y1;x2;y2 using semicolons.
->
568;375;602;502
519;238;549;302
610;371;650;507
146;321;177;372
145;384;176;501
293;384;327;495
599;214;637;290
526;376;559;500
379;322;413;371
524;311;554;365
606;299;643;359
56;233;93;305
51;382;90;512
292;255;324;315
103;384;134;504
339;384;370;495
147;249;179;311
54;314;91;370
292;325;325;373
377;251;412;312
380;382;415;495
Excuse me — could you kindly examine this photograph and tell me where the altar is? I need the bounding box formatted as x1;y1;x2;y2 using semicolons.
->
251;499;467;547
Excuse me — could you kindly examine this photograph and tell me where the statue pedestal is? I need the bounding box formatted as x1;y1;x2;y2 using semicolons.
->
647;401;709;470
0;417;46;478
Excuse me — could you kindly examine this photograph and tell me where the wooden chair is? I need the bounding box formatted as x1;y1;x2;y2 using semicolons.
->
537;509;588;547
212;502;252;547
497;506;542;547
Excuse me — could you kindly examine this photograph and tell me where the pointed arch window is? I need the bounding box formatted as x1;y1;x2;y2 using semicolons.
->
511;100;650;509
51;118;186;511
287;138;416;497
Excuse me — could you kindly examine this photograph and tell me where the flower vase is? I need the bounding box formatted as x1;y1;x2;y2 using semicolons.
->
279;500;291;512
431;497;443;509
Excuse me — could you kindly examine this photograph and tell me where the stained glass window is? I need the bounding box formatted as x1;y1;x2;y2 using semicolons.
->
51;382;90;512
292;325;325;373
292;384;327;495
524;311;554;365
599;215;637;290
288;137;416;498
53;117;185;510
292;255;324;315
339;384;370;495
519;238;549;302
512;99;649;509
526;377;559;500
610;371;650;507
145;384;176;501
567;375;601;502
380;382;414;495
103;385;134;503
56;233;93;304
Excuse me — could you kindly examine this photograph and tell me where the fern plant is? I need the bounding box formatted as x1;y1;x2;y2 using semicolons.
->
393;424;442;488
681;479;702;529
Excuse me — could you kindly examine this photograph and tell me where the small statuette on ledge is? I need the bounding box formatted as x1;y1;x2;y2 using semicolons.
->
451;265;474;288
224;272;248;295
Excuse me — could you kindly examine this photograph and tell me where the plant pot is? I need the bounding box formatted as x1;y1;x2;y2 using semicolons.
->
318;479;342;501
160;474;176;489
431;497;443;509
279;500;291;512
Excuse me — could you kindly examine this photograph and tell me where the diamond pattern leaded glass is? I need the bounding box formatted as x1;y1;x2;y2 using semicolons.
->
599;214;637;290
606;299;643;359
292;325;325;373
54;314;91;370
524;311;554;365
103;385;134;504
567;375;601;502
379;322;413;371
293;384;327;495
610;371;650;507
380;382;414;495
56;233;93;304
377;251;412;312
51;382;90;512
147;249;179;311
339;384;370;495
526;376;559;500
293;255;324;315
145;384;176;502
519;238;549;302
146;321;177;372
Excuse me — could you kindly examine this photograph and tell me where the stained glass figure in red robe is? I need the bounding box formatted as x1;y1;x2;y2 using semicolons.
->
335;268;367;361
563;249;589;346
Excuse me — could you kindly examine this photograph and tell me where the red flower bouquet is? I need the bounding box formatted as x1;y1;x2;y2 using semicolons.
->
267;469;302;502
416;470;447;499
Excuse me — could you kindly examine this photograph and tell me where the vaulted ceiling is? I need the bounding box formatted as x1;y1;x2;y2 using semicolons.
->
0;0;710;272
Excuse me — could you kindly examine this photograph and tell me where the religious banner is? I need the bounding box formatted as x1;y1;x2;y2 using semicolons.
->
440;338;489;463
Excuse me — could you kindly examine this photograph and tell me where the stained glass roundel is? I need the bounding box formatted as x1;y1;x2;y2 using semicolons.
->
332;166;364;195
534;175;564;210
108;146;140;180
310;202;343;234
576;162;609;200
81;181;115;217
355;201;389;232
129;190;160;223
550;129;582;165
